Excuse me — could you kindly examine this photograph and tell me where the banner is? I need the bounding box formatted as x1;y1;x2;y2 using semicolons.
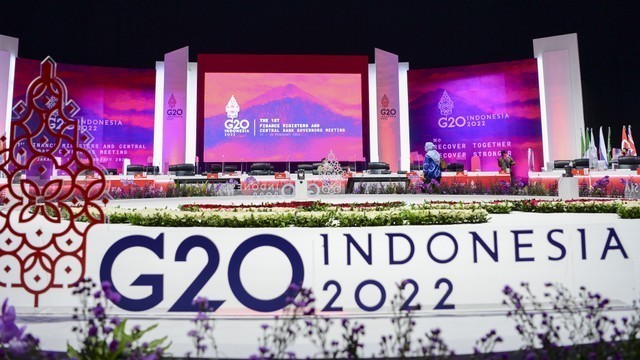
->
408;60;543;178
375;49;401;172
162;47;189;171
12;58;155;173
2;213;638;315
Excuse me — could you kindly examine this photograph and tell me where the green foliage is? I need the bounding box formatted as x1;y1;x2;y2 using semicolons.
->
618;205;640;218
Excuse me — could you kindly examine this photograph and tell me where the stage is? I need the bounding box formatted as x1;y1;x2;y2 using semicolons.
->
6;193;639;358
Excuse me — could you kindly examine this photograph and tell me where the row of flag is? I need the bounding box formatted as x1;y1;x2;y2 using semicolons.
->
580;126;636;167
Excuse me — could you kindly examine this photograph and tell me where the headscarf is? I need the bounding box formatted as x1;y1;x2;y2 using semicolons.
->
424;142;441;163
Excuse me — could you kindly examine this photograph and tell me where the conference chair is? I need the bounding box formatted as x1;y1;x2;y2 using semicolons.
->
445;163;464;172
297;164;314;173
144;166;159;175
618;156;640;170
168;163;195;176
553;160;571;169
572;158;589;169
248;162;274;176
368;162;391;174
209;163;223;173
126;164;145;175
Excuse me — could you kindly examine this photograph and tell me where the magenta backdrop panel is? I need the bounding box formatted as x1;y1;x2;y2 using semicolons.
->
162;47;188;169
12;58;155;172
375;49;401;172
203;72;363;162
408;59;542;178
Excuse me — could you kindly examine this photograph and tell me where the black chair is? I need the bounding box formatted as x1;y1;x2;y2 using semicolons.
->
297;164;314;173
445;163;464;172
104;168;118;175
618;156;640;170
572;158;589;169
126;164;145;175
144;166;159;175
169;163;195;176
410;164;422;171
208;164;223;173
368;162;391;174
249;162;274;176
223;164;237;172
553;160;571;169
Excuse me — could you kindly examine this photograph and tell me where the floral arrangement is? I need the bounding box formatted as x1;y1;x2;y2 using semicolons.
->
4;279;640;359
67;278;169;360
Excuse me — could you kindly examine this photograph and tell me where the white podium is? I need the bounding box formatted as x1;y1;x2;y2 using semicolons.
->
295;179;308;200
558;176;579;200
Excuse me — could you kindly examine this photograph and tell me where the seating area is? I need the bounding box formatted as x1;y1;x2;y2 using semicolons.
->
168;163;195;176
367;162;391;174
248;162;274;176
618;156;640;170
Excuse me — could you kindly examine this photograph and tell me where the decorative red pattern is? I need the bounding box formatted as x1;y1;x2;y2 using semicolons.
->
0;57;107;306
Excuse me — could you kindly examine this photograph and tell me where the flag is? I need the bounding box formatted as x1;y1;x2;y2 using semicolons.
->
598;127;608;167
580;128;585;158
629;125;636;156
622;126;631;155
584;128;591;158
607;127;611;161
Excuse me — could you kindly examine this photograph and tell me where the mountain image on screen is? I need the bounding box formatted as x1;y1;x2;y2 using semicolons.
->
204;83;363;162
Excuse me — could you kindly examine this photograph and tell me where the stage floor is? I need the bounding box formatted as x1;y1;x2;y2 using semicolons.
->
109;193;561;209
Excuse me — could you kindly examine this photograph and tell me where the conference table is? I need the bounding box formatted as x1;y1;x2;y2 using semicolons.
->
3;170;636;198
528;169;640;194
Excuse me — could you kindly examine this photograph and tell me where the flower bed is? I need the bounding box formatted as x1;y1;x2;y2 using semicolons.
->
59;199;640;227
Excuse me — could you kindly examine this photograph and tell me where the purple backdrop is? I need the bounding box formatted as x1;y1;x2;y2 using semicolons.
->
12;58;155;173
408;59;543;179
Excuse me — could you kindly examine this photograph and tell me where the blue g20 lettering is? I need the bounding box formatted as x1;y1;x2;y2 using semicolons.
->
100;233;304;313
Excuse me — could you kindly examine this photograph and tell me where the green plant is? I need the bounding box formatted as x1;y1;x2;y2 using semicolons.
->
68;278;169;360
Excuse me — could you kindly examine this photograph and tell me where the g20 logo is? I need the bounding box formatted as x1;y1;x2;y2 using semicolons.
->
224;119;250;130
166;108;183;116
380;108;397;116
438;116;467;128
100;233;304;312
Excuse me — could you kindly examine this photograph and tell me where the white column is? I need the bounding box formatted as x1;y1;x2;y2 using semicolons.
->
533;33;585;167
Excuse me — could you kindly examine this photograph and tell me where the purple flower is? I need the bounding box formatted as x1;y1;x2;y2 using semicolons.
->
109;339;119;352
259;346;269;354
105;290;122;303
101;281;112;292
92;304;105;318
192;296;208;307
0;299;26;343
88;325;98;337
7;338;28;355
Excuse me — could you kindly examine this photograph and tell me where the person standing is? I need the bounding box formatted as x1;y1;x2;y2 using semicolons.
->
498;150;515;173
423;142;442;182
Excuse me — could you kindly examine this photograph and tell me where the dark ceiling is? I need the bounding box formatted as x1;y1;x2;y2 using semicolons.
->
2;0;638;144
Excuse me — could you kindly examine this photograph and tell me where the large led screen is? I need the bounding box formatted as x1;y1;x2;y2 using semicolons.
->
203;73;363;162
408;59;542;179
197;54;369;164
12;58;155;172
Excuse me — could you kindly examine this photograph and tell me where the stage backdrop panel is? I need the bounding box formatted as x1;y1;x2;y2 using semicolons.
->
408;59;543;179
197;54;369;164
12;58;155;173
